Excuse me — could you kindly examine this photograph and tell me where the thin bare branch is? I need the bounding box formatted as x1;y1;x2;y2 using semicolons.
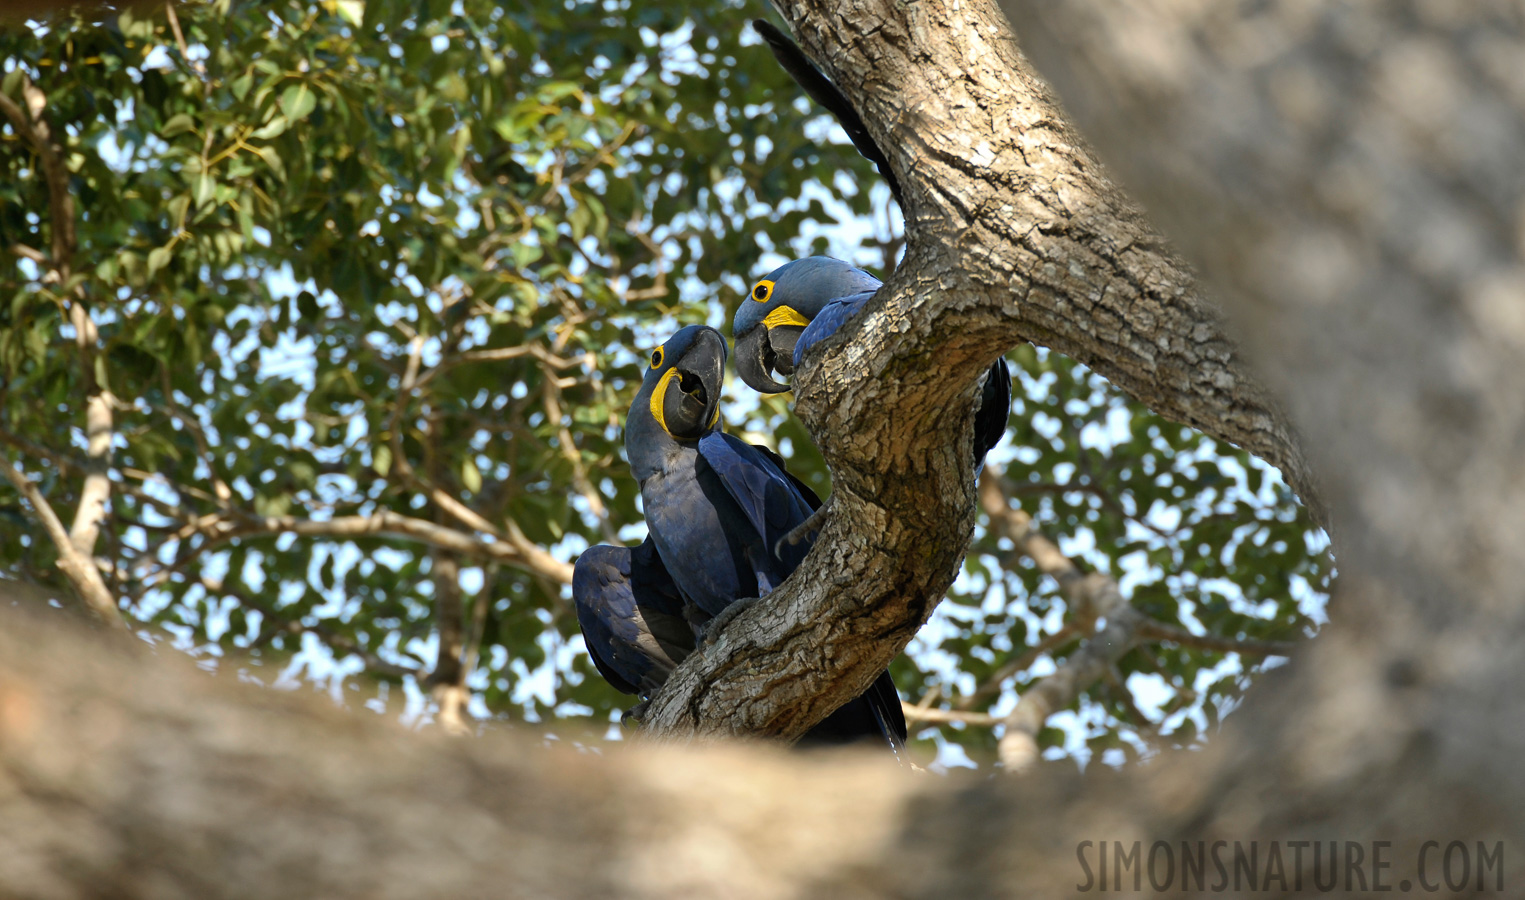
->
163;1;206;79
912;682;943;710
462;564;494;678
1135;621;1297;658
541;361;620;545
22;422;571;591
158;364;232;504
425;432;471;737
999;606;1145;772
955;624;1078;711
980;470;1087;602
0;76;74;267
8;242;47;265
978;465;1301;769
900;704;1001;726
0;450;127;631
197;576;425;679
379;340;576;584
412;342;585;393
0;429;79;475
120;466;226;508
215;510;573;584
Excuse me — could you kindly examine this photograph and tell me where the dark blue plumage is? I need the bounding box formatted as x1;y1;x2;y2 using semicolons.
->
573;537;693;696
791;290;875;370
575;324;906;748
732;256;1011;466
640;431;817;617
623;326;824;622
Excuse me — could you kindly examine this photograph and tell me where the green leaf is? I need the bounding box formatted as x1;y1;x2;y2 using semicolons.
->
251;117;288;140
167;193;191;227
117;6;154;39
510;241;542;269
231;70;254;101
372;444;392;476
161;113;195;137
334;0;365;26
193;175;215;209
253;144;285;182
279;82;317;121
146;246;172;278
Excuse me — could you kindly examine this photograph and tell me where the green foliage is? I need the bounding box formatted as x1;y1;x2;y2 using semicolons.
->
0;0;1329;770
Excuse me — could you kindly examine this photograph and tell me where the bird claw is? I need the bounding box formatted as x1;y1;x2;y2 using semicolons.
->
699;596;760;650
773;498;831;558
621;699;651;730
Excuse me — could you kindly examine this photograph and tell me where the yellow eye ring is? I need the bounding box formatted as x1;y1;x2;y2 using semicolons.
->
751;279;774;302
650;348;664;369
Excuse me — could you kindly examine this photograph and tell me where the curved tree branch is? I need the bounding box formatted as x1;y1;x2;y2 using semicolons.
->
213;511;574;584
778;0;1323;526
0;451;126;631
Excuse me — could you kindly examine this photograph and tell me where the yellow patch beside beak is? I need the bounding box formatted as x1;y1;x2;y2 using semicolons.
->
761;305;810;330
651;366;718;435
649;367;679;435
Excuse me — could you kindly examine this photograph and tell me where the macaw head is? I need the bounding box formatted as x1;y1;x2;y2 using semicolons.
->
732;256;882;394
626;324;728;477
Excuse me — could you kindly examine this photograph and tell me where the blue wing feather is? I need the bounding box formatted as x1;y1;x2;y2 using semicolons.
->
793;290;875;369
573;539;694;696
696;432;817;572
750;442;823;512
802;670;908;751
695;432;782;542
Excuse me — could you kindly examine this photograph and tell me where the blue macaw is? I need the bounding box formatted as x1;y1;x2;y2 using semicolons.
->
732;256;1011;467
574;324;906;748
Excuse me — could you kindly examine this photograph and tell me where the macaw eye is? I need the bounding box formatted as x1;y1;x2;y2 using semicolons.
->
752;280;774;302
650;348;664;369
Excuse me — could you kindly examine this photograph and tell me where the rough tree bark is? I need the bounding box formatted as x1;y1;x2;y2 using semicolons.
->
5;0;1525;896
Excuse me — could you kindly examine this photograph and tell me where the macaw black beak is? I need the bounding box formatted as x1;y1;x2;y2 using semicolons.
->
734;324;793;394
663;329;727;438
766;324;805;377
